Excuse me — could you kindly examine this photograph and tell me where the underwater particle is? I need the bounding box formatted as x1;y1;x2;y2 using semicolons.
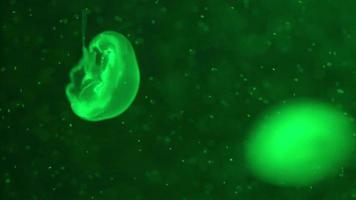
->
66;31;140;121
245;100;354;187
5;178;11;184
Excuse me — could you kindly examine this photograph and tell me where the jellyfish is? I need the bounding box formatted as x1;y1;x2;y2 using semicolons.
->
245;100;354;186
65;10;140;121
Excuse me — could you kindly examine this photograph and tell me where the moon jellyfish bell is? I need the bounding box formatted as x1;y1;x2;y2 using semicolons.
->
65;31;140;121
245;100;355;187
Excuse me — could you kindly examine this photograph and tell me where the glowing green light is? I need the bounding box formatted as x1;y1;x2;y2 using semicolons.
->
245;100;354;186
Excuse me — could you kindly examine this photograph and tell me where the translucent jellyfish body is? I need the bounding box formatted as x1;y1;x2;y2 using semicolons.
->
66;31;140;121
245;100;354;187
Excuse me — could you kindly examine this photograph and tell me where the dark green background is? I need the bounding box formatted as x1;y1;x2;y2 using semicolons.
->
1;0;356;199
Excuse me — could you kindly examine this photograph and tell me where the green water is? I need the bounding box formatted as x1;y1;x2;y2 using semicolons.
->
1;0;356;199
